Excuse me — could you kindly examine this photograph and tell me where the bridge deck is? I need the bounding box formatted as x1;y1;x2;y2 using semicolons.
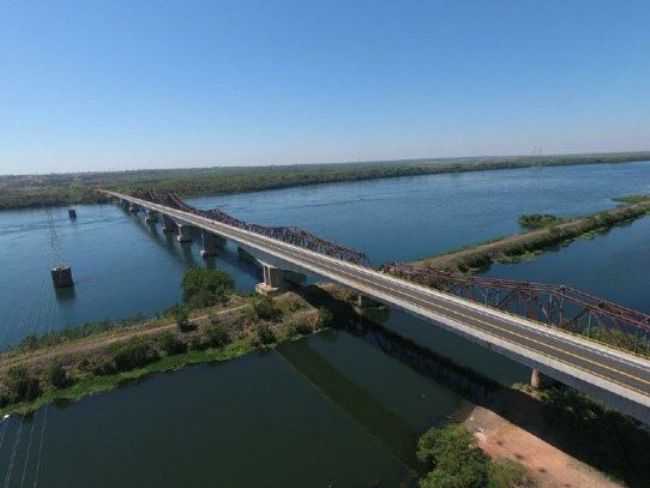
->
103;190;650;423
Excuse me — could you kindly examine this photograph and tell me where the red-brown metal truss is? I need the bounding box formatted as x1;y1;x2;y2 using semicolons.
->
382;263;650;348
131;190;369;266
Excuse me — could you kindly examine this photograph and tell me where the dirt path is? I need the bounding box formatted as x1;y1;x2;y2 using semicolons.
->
463;405;621;488
0;304;249;372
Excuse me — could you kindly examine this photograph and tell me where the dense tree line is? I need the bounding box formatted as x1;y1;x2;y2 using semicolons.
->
2;152;650;210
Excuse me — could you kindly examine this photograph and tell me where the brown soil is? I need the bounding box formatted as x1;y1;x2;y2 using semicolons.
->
463;404;622;488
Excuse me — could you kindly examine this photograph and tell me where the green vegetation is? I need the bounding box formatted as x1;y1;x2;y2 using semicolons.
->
0;268;327;416
47;363;71;389
416;424;532;487
182;267;234;308
518;213;565;229
415;196;650;273
613;193;650;204
2;152;649;210
252;296;281;321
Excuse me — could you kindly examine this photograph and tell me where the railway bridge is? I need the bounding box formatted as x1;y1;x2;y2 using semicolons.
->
102;190;650;424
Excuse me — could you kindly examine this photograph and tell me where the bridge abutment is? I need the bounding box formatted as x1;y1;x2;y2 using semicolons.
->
256;264;286;296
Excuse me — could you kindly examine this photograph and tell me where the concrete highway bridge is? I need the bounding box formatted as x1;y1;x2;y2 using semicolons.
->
102;190;650;424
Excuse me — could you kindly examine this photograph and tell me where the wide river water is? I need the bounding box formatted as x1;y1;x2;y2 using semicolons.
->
0;161;649;486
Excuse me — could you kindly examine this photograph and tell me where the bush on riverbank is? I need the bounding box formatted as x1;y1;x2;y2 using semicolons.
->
113;341;160;372
182;268;234;308
253;296;281;321
48;363;72;389
1;367;41;405
416;423;532;488
518;214;565;229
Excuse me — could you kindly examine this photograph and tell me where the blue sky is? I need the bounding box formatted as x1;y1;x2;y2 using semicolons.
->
1;1;649;174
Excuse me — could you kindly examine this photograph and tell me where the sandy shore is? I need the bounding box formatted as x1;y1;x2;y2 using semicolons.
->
462;403;621;488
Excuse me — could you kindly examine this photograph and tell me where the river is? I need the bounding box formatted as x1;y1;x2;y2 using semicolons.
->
0;161;649;486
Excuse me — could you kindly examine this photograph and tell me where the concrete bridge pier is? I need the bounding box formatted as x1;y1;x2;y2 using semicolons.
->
129;203;140;214
177;224;193;243
162;215;177;233
531;368;544;389
145;210;159;224
200;231;225;258
255;264;286;296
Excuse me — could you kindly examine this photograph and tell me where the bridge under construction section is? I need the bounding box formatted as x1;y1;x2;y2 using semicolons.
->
102;189;650;424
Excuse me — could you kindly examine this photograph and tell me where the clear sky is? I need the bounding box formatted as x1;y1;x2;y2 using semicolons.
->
1;1;649;174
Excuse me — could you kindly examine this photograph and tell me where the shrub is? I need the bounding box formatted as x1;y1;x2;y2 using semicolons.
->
5;367;41;403
487;459;532;488
47;363;71;389
158;332;187;355
253;297;280;321
257;325;276;345
189;337;209;351
113;342;159;372
175;305;194;333
318;307;334;329
417;424;489;488
206;326;231;348
182;268;234;307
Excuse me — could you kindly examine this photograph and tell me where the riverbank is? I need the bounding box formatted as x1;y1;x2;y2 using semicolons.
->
462;404;621;488
0;291;328;416
408;195;650;273
2;152;649;210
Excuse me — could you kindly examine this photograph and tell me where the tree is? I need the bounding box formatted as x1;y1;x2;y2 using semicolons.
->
417;424;489;488
206;326;231;348
158;332;187;355
257;325;276;345
182;268;234;308
175;305;193;332
47;363;71;389
5;366;41;403
113;341;159;372
253;296;280;321
318;307;334;328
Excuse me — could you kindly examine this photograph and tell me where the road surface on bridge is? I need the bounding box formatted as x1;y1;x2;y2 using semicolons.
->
102;190;650;423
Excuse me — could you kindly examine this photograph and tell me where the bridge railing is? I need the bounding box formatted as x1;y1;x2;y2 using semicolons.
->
383;263;650;356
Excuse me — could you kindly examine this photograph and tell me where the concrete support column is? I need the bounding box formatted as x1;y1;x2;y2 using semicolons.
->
177;224;193;243
129;203;140;214
530;368;543;389
51;265;74;289
255;264;285;296
200;231;225;258
162;215;177;233
145;210;159;224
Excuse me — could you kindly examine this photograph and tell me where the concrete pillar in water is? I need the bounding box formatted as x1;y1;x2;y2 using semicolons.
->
530;368;543;389
255;264;285;296
200;231;225;258
162;215;177;233
177;224;193;243
51;265;74;289
145;210;159;224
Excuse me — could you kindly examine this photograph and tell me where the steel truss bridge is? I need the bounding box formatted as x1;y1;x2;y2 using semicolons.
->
102;190;650;424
